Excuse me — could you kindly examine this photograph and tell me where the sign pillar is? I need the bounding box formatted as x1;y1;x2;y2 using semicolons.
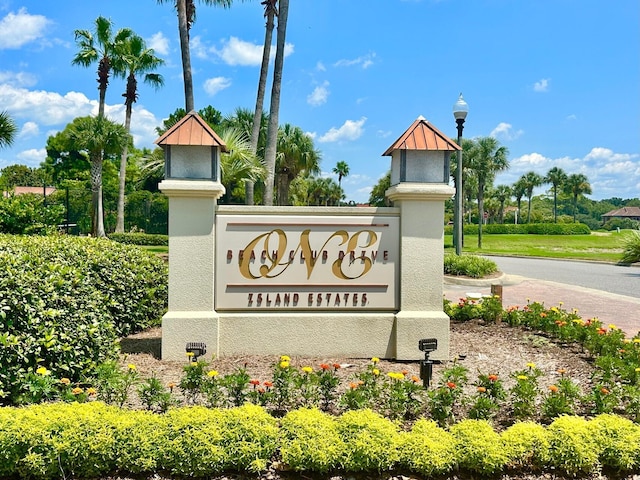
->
155;112;227;360
382;117;459;360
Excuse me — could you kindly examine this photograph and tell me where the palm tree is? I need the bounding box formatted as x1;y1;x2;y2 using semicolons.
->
113;34;164;233
72;17;132;119
520;171;543;223
332;160;350;189
545;166;568;223
157;0;233;112
219;127;266;202
493;184;512;224
275;124;320;205
512;177;527;224
263;0;290;206
467;137;509;248
69;116;131;237
564;173;592;222
0;111;17;149
247;0;277;205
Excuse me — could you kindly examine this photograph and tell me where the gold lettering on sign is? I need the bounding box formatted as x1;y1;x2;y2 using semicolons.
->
238;228;380;281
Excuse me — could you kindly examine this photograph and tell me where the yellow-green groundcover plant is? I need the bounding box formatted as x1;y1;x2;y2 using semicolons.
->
0;403;639;479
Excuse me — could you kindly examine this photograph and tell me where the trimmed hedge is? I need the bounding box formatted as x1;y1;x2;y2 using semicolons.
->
444;223;592;235
0;404;638;479
108;232;169;246
0;234;167;404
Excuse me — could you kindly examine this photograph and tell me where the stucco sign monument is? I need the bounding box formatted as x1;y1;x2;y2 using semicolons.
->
157;112;459;361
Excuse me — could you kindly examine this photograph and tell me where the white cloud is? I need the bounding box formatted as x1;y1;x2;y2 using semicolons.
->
533;78;550;92
490;122;523;141
148;32;169;56
566;114;577;121
0;70;37;87
0;8;51;49
307;81;330;106
316;61;326;72
334;52;376;69
190;36;209;60
16;148;46;167
318;117;367;143
18;121;39;138
0;84;95;125
211;37;294;66
203;77;232;96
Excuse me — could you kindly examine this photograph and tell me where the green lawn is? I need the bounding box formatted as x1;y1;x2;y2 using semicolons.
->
445;231;631;263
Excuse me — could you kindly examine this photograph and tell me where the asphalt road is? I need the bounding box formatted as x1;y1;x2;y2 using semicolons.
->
484;256;640;299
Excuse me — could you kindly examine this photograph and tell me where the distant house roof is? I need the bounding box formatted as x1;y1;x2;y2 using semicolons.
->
601;206;640;220
3;186;56;198
155;110;228;151
382;116;460;156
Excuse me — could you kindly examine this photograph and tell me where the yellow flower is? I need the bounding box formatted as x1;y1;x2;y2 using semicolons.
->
86;387;97;396
608;324;617;330
60;377;71;385
301;366;313;374
559;301;564;306
280;355;291;362
371;357;380;364
633;338;640;344
635;368;640;373
186;352;195;358
526;362;536;369
72;387;83;395
207;370;219;377
387;372;404;380
36;367;49;376
128;364;136;371
517;375;528;381
280;361;290;369
551;306;560;313
372;368;380;376
572;308;579;314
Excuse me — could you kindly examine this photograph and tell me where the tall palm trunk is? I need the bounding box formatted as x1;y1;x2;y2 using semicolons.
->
262;0;289;206
116;74;136;233
247;1;276;205
177;0;194;111
90;154;106;237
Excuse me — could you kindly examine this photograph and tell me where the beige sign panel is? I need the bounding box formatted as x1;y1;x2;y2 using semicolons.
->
215;214;399;311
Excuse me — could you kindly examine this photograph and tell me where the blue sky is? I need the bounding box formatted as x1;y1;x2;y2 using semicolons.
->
0;0;638;203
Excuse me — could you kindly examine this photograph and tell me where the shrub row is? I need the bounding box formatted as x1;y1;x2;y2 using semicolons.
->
444;223;591;235
444;252;498;278
108;232;169;246
0;403;637;479
0;234;167;404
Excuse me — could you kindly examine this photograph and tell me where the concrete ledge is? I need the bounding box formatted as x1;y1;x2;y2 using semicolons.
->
395;310;450;361
162;311;220;361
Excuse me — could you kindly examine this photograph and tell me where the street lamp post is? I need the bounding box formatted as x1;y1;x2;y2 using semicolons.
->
453;93;468;256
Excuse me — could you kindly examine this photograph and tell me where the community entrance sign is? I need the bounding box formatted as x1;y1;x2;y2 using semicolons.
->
157;113;459;361
215;214;399;311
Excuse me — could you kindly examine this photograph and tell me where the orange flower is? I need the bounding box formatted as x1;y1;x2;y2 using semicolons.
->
60;378;71;386
600;387;610;395
557;369;566;375
548;385;559;393
167;382;176;389
446;382;456;389
488;374;498;382
349;382;359;390
264;381;273;388
320;363;330;371
257;387;266;394
72;387;83;395
411;375;420;383
333;363;341;370
249;379;260;386
401;369;409;376
477;386;487;393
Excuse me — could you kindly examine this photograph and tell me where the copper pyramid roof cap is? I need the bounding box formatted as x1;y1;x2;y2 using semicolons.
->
382;116;460;156
155;110;228;151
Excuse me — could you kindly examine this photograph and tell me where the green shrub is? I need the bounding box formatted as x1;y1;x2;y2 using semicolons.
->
590;414;640;472
620;230;640;264
450;419;509;475
444;253;498;278
336;409;401;472
501;421;550;470
108;232;168;246
399;419;457;476
280;408;345;472
546;416;600;475
445;223;592;235
0;193;64;235
0;235;167;404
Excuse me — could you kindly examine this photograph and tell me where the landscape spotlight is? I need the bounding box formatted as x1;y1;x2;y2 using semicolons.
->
418;338;438;388
185;342;207;362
